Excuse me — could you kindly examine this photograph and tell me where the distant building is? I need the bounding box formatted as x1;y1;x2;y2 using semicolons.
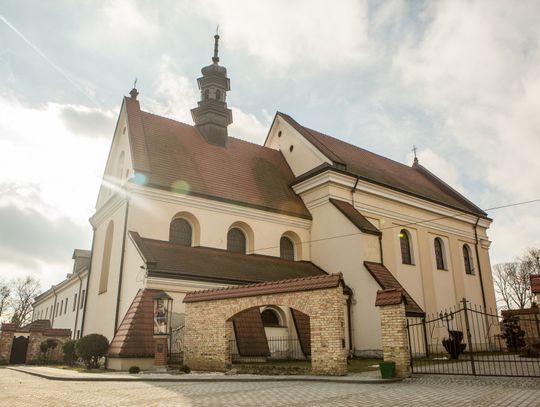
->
31;250;89;339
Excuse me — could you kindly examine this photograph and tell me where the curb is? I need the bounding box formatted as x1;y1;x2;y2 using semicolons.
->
8;367;402;384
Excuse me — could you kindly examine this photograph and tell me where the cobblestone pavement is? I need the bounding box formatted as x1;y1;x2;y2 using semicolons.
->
1;368;539;406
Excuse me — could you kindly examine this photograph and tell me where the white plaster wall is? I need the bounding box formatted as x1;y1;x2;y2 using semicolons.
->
265;116;331;177
83;201;128;340
125;189;311;261
32;273;87;339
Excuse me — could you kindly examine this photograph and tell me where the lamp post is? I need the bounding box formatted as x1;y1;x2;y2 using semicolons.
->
153;291;173;368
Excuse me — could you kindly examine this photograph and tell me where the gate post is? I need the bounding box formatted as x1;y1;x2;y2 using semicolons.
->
375;289;411;378
461;298;476;376
0;324;16;364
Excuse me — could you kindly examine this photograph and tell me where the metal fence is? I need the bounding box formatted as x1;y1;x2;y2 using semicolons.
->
168;325;184;364
230;336;309;363
407;298;540;377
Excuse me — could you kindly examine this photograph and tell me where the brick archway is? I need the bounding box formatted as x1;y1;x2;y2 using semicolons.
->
183;274;347;375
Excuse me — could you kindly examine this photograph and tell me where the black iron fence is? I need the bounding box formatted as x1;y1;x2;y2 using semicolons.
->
230;336;309;363
407;298;540;377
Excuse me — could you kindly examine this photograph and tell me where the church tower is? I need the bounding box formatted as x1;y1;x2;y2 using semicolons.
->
191;33;233;147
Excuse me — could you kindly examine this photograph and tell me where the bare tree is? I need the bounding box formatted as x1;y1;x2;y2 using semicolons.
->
9;276;41;326
0;280;11;321
493;247;540;310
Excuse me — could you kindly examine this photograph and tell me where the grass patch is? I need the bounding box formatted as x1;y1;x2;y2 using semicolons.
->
347;358;382;373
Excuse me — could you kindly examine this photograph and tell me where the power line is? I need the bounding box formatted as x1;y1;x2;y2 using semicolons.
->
249;197;540;254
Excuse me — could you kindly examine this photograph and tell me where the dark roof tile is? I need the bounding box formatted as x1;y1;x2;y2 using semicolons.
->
130;232;328;284
364;261;424;316
329;199;381;236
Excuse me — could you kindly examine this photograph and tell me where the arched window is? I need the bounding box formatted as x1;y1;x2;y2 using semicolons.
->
204;89;209;100
463;244;474;275
434;237;446;270
280;236;295;260
261;309;281;327
227;228;246;254
215;89;221;101
169;218;192;246
99;221;114;294
400;229;413;265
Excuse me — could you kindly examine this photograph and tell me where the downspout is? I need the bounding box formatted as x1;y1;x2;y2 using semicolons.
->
114;197;130;333
80;228;97;336
351;176;359;207
344;285;354;356
474;217;487;310
73;272;84;339
51;287;58;326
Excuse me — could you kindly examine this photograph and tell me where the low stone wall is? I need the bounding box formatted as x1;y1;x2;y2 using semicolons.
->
0;322;71;365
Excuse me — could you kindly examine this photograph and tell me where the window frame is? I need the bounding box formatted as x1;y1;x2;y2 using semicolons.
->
169;218;193;246
463;244;475;275
434;237;447;270
400;229;413;265
280;236;295;261
227;227;247;254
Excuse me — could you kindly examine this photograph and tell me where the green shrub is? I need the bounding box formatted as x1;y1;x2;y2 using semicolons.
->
128;366;141;374
39;339;59;364
180;365;191;374
62;340;78;365
75;334;109;369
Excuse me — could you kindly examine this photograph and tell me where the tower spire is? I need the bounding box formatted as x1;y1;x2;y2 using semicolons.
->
191;31;232;147
412;145;419;167
212;26;220;64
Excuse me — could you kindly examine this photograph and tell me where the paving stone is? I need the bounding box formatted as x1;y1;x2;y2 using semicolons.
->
1;368;539;406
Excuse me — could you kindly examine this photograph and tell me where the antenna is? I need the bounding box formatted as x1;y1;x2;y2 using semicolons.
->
216;24;219;36
212;27;220;64
133;77;138;89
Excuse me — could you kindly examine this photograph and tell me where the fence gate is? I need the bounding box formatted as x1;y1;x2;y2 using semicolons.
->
9;336;29;364
169;324;184;364
407;298;540;377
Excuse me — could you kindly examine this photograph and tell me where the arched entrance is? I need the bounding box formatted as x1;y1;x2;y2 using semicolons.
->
9;336;29;364
183;274;347;375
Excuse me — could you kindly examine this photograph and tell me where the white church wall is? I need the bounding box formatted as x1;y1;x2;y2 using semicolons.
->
265;116;331;177
83;200;128;340
125;186;312;261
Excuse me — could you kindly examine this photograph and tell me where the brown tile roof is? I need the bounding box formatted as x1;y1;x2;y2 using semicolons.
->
280;113;486;217
232;308;270;357
501;307;539;316
364;261;424;316
1;323;17;332
184;273;343;303
130;232;328;284
108;288;161;358
329;199;381;236
19;319;52;332
531;274;540;294
124;98;310;219
375;288;407;307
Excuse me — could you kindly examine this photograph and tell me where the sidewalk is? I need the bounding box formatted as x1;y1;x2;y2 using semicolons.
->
7;366;401;384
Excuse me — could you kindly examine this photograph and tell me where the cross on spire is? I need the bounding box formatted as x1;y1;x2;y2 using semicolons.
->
412;145;419;166
212;26;220;64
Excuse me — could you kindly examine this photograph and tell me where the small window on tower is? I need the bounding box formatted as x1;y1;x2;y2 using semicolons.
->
215;89;221;101
204;89;209;100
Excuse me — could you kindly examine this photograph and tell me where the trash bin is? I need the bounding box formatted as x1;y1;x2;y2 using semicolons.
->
379;361;396;379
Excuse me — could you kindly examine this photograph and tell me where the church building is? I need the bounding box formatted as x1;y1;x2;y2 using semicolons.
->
35;35;497;370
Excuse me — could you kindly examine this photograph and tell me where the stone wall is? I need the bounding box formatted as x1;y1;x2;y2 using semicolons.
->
0;324;17;364
184;285;347;376
377;302;411;378
0;323;71;365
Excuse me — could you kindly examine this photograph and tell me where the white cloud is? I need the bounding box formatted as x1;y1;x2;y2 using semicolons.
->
190;0;372;71
229;107;269;144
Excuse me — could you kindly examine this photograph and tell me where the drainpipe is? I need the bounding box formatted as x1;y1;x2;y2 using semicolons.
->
80;227;97;336
351;177;359;207
73;272;84;340
344;285;354;356
474;217;487;310
51;287;58;326
114;198;130;333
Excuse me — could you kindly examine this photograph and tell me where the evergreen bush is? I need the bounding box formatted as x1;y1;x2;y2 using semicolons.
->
75;334;109;369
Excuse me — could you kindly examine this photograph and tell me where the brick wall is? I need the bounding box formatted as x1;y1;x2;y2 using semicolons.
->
0;324;16;364
378;302;411;378
184;285;347;376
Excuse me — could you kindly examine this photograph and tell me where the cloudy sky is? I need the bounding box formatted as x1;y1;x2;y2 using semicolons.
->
1;0;539;293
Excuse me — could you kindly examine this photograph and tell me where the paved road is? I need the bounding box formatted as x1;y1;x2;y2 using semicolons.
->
1;368;539;406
